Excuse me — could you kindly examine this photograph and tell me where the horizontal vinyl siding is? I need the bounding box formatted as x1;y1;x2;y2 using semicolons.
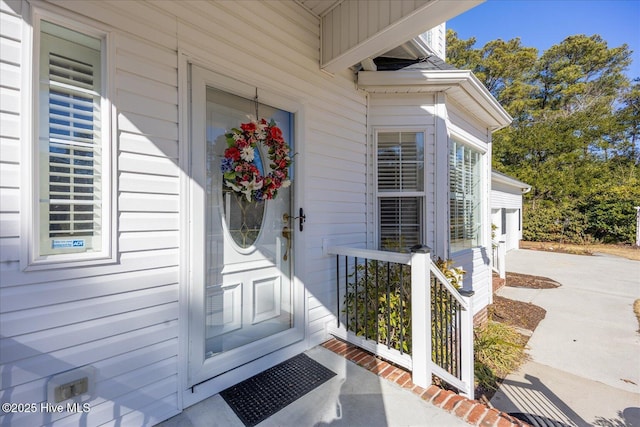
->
1;1;368;425
452;248;492;315
0;1;182;425
0;1;21;267
446;99;488;143
491;187;524;210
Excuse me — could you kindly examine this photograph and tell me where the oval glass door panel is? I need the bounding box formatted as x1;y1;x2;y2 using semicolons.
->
222;130;266;248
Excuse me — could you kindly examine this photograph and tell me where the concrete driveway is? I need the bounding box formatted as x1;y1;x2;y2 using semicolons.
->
490;249;640;427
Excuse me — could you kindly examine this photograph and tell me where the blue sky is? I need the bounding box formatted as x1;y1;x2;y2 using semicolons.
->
447;0;640;81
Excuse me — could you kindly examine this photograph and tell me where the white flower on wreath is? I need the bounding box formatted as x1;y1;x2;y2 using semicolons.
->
239;177;263;201
281;179;291;188
225;181;242;193
240;146;255;162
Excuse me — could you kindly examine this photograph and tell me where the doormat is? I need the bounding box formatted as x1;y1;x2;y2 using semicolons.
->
220;353;336;426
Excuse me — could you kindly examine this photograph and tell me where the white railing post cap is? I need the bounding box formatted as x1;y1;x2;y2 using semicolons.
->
410;244;431;254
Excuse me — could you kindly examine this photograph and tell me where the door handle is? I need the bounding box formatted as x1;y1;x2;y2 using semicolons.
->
283;208;306;232
281;225;291;261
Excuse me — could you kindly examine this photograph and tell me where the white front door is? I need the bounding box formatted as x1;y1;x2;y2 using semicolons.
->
189;66;303;386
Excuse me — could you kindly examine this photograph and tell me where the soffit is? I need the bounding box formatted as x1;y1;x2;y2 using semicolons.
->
297;0;483;73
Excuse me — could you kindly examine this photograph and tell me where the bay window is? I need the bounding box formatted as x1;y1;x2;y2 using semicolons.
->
449;140;482;253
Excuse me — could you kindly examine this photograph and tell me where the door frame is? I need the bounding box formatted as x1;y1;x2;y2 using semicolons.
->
178;57;307;406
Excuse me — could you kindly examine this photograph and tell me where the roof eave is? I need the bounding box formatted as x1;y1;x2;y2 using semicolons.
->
491;170;532;193
358;69;513;131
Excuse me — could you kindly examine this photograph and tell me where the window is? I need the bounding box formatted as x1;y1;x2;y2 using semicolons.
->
32;17;111;263
449;140;482;253
376;131;424;251
518;208;521;231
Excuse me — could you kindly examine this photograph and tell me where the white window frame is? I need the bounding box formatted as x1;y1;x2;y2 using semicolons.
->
22;7;116;270
448;128;487;255
374;129;427;251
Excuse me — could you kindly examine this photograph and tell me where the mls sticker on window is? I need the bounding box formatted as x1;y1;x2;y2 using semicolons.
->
52;239;85;249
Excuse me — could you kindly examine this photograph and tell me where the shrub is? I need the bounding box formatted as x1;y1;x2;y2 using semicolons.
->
342;257;464;355
523;201;590;244
474;321;527;391
343;259;412;352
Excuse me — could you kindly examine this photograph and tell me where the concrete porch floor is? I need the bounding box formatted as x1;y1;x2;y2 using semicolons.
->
156;339;529;427
156;345;471;427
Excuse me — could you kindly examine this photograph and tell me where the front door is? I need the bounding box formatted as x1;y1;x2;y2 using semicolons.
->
189;66;302;386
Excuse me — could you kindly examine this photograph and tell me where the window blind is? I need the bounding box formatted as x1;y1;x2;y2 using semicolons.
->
379;197;421;250
38;22;103;256
377;132;423;192
47;52;100;238
377;132;425;251
449;141;482;252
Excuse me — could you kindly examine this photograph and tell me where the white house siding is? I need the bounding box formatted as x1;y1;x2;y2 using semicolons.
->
491;181;525;251
446;100;493;315
424;23;446;60
0;0;22;266
451;248;492;316
0;1;367;426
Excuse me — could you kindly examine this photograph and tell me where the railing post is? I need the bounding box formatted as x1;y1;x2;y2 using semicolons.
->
410;245;432;389
497;240;506;279
459;290;475;399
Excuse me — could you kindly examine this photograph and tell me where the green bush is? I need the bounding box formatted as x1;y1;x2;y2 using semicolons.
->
474;321;527;391
522;176;640;245
523;201;590;244
581;192;639;244
342;257;464;355
343;259;412;352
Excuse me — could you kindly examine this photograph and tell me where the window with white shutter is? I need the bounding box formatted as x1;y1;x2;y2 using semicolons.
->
376;132;424;251
449;140;482;253
34;19;109;260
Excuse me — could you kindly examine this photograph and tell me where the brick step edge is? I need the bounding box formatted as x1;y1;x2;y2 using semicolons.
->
321;338;530;427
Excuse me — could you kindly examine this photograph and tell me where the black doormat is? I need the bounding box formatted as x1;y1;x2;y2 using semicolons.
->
220;353;336;427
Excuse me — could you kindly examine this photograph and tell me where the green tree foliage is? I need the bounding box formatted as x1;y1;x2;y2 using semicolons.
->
447;30;640;244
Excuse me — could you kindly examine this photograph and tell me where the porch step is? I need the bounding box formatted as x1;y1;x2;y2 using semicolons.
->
321;338;531;427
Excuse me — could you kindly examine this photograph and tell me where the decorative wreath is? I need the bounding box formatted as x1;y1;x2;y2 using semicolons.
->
221;118;291;202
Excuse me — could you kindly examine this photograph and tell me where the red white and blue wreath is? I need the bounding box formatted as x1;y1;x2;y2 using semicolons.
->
221;118;291;202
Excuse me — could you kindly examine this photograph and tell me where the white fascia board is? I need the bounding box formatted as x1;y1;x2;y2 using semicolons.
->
358;69;512;131
459;73;513;130
321;0;483;73
491;171;531;193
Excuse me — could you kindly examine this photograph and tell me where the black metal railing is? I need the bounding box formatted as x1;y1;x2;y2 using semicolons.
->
431;275;463;379
327;244;474;398
336;254;412;354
